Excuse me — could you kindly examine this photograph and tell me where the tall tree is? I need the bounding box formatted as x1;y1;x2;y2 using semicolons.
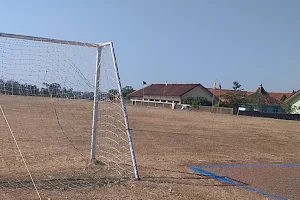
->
4;80;20;95
233;81;242;91
0;79;4;93
122;86;135;100
280;94;287;102
222;81;248;111
42;82;61;97
108;89;119;101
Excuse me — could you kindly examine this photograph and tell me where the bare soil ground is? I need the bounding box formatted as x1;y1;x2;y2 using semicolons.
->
0;95;300;199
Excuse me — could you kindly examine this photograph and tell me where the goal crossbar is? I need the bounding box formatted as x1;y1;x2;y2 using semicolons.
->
0;32;110;48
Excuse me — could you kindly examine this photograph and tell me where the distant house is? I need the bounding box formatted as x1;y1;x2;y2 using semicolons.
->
285;91;300;114
245;84;283;113
129;83;217;104
207;88;293;103
207;88;249;102
208;85;285;113
268;92;293;102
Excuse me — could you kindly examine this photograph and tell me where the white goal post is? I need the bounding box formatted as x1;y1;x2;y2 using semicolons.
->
0;31;139;193
90;42;139;180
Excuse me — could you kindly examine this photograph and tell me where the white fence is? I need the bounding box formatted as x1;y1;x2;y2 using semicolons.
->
128;100;172;108
127;100;233;115
190;105;233;115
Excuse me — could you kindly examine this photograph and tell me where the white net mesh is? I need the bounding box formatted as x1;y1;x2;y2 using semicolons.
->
96;45;135;178
0;34;136;199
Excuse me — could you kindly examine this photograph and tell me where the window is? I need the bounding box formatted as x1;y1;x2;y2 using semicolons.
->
273;107;279;113
149;99;154;101
161;100;166;103
261;106;267;112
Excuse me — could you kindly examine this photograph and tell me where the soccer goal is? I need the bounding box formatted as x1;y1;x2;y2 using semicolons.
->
0;32;139;198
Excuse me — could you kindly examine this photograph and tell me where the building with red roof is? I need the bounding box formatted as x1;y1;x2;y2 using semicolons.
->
129;83;217;104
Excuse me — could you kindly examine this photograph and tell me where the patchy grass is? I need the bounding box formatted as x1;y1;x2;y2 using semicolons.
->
0;95;299;199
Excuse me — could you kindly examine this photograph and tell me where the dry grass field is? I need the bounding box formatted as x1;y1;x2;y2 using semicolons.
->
0;94;300;199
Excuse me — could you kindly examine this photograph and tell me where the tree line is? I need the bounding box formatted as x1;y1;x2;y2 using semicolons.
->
0;79;94;99
0;79;135;100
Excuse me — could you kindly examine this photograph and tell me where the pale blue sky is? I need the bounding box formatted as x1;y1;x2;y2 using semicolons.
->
0;0;299;92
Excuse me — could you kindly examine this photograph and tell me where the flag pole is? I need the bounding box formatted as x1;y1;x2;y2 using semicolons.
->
211;89;215;112
142;86;144;101
218;92;221;107
142;81;146;102
211;80;216;112
142;82;144;106
218;83;221;113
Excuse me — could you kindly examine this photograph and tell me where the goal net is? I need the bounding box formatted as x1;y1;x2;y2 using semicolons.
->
0;32;138;199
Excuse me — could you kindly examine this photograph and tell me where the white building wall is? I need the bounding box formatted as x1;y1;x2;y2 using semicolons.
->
180;86;212;101
291;99;300;114
130;95;181;103
286;93;300;114
130;86;213;104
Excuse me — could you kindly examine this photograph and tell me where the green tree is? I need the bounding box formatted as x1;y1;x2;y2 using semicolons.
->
108;89;118;96
233;81;242;91
42;82;61;97
280;94;287;102
222;81;248;111
182;97;211;107
50;83;61;97
4;80;21;95
122;86;135;100
108;89;119;100
0;79;4;93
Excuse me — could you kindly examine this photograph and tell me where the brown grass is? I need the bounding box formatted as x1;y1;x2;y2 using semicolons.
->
0;95;299;199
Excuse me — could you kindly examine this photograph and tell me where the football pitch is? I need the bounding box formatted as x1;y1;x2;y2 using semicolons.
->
0;95;299;199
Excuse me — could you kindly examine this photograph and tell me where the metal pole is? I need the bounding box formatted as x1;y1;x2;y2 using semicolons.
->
211;88;215;113
142;83;145;106
109;42;140;180
90;47;102;161
218;88;221;113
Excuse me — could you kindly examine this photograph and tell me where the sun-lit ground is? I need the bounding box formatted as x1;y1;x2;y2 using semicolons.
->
0;95;299;199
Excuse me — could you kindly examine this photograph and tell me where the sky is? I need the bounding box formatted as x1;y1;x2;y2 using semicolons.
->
0;0;299;92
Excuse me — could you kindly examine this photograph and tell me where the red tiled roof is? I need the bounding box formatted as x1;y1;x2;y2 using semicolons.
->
207;88;248;96
129;83;210;97
246;85;286;105
208;88;293;102
130;83;294;104
207;88;249;102
268;92;293;102
248;93;281;105
285;90;300;103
